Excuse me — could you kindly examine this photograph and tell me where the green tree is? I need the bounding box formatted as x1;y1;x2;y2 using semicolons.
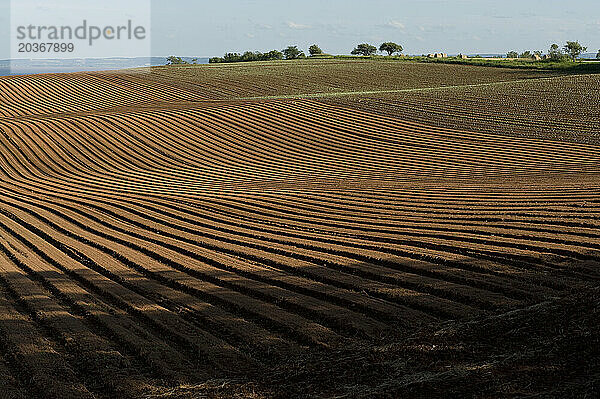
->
265;50;284;60
563;41;587;61
351;43;377;56
283;46;304;59
210;49;284;64
308;44;323;56
596;49;600;59
223;53;241;62
548;44;563;61
506;51;518;58
519;50;532;59
379;42;403;56
166;56;188;65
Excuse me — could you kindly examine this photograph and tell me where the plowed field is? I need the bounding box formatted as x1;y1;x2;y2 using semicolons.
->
0;61;598;398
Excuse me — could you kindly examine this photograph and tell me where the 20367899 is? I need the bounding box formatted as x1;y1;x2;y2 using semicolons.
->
17;42;75;53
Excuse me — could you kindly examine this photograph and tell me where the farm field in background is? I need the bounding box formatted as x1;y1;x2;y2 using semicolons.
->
322;73;600;144
0;60;598;398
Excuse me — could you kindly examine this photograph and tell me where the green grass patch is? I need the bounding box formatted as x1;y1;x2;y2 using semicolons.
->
326;55;600;73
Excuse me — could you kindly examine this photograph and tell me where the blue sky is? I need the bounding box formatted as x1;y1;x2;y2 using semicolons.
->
1;0;599;58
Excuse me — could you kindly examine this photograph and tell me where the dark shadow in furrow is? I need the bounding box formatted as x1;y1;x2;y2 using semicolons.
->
0;205;343;350
0;181;536;309
0;240;189;389
0;188;461;322
0;192;580;332
33;193;457;319
182;198;597;285
0;268;130;399
182;196;600;276
105;195;566;294
0;274;96;399
251;189;600;216
215;192;600;249
71;195;522;310
0;214;259;376
0;354;27;399
0;327;33;399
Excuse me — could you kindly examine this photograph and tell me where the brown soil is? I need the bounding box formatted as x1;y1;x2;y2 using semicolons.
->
0;62;598;398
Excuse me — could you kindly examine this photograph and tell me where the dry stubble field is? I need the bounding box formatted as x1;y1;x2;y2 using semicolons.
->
0;60;598;398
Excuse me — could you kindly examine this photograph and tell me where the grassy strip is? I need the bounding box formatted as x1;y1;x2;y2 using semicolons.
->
157;55;600;73
235;75;568;101
328;55;600;72
410;57;600;72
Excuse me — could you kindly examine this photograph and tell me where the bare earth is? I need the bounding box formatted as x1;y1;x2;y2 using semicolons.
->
0;60;598;398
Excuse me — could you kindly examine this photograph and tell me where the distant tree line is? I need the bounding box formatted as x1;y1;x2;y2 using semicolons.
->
171;39;593;66
209;50;284;64
506;41;588;61
166;56;199;65
206;42;404;64
350;42;403;56
208;45;326;63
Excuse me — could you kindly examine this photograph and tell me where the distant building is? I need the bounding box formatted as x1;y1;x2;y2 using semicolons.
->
533;54;541;61
427;54;435;58
459;54;468;59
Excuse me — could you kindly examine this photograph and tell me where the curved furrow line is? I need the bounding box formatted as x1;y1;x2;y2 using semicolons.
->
244;100;600;165
0;210;265;375
294;187;600;203
0;233;165;397
0;212;302;364
117;195;577;291
0;198;356;348
0;178;546;305
199;191;600;239
0;268;96;399
0;190;435;333
0;180;559;305
176;195;600;276
0;165;584;294
5;97;600;195
300;99;600;155
189;193;600;256
247;188;600;212
26;190;477;320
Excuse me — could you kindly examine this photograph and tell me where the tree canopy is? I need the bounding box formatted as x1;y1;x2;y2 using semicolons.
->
379;42;403;56
351;43;377;56
308;44;323;56
283;46;305;60
548;44;564;61
596;50;600;60
166;56;188;65
563;41;587;61
506;51;518;58
209;50;283;64
519;51;533;59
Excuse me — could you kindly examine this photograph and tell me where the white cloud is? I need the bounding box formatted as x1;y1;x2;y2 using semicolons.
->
286;21;311;30
255;23;272;30
385;20;405;30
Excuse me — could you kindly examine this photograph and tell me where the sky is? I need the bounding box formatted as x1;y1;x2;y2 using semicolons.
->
1;0;599;58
